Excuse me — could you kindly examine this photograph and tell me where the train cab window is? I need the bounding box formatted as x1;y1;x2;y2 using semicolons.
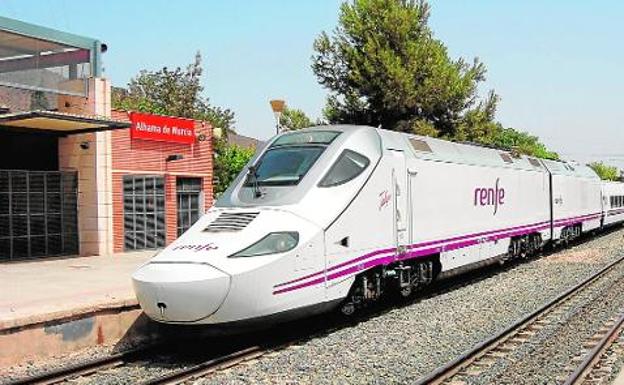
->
247;147;324;186
319;150;370;187
244;131;342;188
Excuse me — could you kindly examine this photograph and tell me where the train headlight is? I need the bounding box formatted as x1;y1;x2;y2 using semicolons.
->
229;232;299;258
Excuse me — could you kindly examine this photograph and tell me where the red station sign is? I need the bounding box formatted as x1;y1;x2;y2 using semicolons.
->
130;112;195;144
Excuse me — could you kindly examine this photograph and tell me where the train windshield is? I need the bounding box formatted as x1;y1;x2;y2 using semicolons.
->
245;131;341;187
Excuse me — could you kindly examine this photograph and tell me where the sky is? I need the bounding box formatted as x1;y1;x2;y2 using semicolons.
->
0;1;622;168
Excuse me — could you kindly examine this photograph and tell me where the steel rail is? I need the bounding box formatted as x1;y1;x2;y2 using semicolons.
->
2;346;149;385
563;311;624;385
6;249;624;385
137;346;265;385
413;254;624;385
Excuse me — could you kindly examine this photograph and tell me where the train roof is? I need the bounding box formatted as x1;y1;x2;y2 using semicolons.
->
377;128;548;172
299;125;599;179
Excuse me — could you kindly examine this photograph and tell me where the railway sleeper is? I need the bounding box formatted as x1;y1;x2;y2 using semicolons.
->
340;256;440;316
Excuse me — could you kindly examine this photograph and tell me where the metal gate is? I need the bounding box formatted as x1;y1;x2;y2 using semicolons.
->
0;170;78;261
123;175;166;251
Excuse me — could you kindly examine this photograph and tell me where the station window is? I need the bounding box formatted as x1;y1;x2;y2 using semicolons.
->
177;178;202;237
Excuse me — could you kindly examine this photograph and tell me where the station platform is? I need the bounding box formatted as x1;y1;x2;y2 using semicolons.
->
0;251;158;367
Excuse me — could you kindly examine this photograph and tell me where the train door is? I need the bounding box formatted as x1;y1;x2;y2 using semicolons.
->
388;150;408;253
406;168;418;246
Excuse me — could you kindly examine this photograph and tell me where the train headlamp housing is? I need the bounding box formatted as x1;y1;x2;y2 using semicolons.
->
229;232;299;258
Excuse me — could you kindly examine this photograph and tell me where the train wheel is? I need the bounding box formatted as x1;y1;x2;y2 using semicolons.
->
340;302;356;316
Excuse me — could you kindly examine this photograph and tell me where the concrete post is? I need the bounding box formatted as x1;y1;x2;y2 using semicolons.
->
57;77;113;257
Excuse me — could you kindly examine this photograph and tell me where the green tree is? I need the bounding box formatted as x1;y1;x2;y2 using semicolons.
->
312;0;558;159
279;106;316;130
487;127;559;160
112;52;235;129
312;0;486;137
213;142;255;197
112;53;250;197
588;162;620;181
30;90;49;110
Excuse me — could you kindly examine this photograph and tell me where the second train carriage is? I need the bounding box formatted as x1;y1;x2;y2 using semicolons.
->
132;125;624;326
601;181;624;227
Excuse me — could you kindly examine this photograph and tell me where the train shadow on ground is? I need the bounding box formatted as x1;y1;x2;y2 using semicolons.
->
110;224;624;369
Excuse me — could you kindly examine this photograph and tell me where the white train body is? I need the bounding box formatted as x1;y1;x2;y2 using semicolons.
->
132;125;624;327
601;181;624;226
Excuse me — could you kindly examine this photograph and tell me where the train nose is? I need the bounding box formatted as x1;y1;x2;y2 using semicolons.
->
132;263;230;322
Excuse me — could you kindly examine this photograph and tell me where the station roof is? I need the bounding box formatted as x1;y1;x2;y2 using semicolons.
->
0;110;130;135
0;16;103;96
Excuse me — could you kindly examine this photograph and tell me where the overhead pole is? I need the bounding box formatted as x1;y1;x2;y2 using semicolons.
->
269;99;285;135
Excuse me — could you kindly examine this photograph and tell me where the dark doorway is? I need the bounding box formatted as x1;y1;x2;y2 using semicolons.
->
176;178;202;237
0;131;58;171
0;170;78;261
123;175;166;251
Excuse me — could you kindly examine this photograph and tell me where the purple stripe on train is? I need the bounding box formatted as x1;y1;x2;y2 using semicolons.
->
273;219;551;289
273;212;603;295
274;223;551;295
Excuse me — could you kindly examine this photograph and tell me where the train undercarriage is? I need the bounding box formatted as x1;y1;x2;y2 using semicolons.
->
339;229;578;316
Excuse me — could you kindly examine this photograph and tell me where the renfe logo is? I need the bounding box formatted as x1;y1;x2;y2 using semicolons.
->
172;243;218;252
474;178;505;215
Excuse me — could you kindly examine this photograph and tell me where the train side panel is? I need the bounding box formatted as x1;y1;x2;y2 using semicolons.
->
543;161;602;238
407;157;551;272
323;154;397;302
602;181;624;226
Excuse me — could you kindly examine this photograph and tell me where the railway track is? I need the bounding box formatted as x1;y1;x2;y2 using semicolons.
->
5;252;624;385
563;312;624;385
1;248;517;385
414;254;624;385
2;335;294;385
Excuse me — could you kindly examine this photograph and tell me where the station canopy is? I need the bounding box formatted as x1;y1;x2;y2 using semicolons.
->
0;17;127;134
0;110;129;135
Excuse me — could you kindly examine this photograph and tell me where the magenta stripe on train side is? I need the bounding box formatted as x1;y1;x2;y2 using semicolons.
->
273;212;603;294
273;219;550;289
273;223;551;294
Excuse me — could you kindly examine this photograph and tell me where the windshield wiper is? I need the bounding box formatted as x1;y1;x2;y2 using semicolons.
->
247;165;262;198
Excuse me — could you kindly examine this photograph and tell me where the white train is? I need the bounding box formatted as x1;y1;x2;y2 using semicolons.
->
132;125;624;327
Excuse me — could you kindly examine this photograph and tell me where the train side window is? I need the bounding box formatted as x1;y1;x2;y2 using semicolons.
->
319;150;370;187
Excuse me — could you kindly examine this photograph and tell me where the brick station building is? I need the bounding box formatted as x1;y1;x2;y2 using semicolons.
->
0;17;219;261
110;110;214;253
